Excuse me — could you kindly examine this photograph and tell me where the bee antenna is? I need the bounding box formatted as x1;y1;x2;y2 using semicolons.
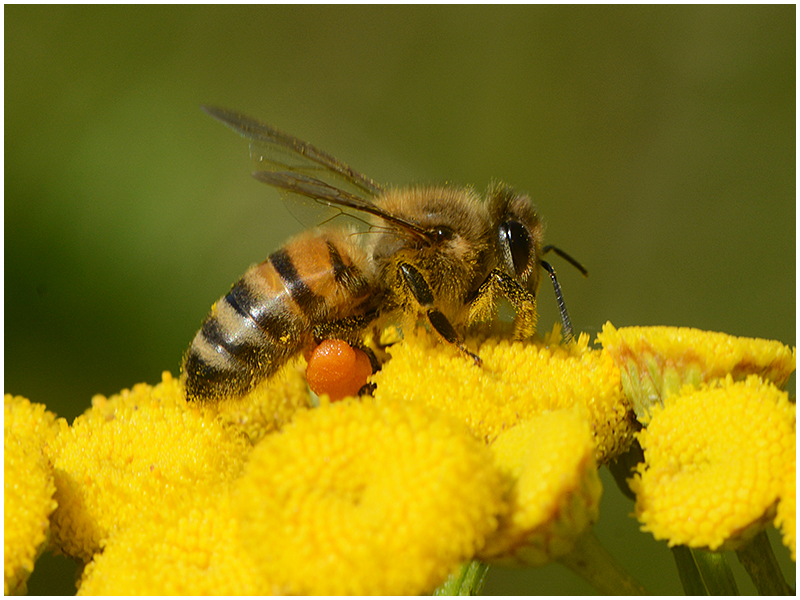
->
541;260;575;344
542;245;588;277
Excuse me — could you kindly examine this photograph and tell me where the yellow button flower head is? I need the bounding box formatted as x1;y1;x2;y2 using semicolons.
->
774;437;796;561
77;489;264;595
47;372;251;562
479;408;602;566
214;359;312;445
630;375;795;552
4;396;62;595
373;326;633;464
598;323;796;421
234;398;506;595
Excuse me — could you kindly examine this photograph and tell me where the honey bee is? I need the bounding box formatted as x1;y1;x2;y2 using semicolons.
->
182;106;587;402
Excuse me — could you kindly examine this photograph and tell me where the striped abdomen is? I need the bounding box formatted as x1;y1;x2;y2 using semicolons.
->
183;230;375;402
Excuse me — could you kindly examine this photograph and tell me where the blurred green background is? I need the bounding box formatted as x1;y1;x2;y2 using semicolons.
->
6;5;795;595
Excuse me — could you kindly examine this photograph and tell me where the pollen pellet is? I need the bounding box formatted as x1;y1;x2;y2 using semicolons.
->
306;339;372;401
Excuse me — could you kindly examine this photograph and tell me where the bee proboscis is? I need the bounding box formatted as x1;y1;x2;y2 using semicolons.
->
183;106;587;402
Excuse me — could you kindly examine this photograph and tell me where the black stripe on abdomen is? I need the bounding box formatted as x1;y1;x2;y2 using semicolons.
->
225;278;297;343
269;248;327;318
183;282;303;402
326;240;368;295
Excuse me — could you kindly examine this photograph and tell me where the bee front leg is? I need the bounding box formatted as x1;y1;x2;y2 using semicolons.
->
468;268;537;340
398;263;482;366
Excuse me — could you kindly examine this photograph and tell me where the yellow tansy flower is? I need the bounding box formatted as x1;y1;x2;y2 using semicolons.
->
479;408;602;566
234;398;506;595
373;327;633;464
214;359;312;445
598;323;796;421
631;375;795;552
774;441;796;561
77;489;264;595
47;372;250;562
4;396;61;595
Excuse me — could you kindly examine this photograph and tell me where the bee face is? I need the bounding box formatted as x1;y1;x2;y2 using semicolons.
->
183;107;583;402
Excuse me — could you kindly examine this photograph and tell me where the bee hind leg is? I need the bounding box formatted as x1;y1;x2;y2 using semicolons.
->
312;311;381;373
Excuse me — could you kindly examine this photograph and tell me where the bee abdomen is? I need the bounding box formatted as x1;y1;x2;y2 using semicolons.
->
183;231;373;402
183;272;302;402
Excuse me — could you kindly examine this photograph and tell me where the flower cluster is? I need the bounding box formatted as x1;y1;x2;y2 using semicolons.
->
478;408;602;566
3;323;795;595
373;327;634;464
600;324;795;593
47;372;251;563
233;398;505;594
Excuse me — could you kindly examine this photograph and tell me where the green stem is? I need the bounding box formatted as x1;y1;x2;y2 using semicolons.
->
736;530;793;595
433;561;490;596
557;530;648;595
671;546;708;595
693;550;739;595
672;546;740;595
606;438;644;502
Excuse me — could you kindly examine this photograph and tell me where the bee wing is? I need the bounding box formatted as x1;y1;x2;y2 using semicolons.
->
202;105;384;199
203;105;427;238
254;171;427;239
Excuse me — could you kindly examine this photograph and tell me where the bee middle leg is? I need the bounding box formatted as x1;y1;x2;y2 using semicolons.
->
426;308;482;366
398;262;482;366
468;268;537;340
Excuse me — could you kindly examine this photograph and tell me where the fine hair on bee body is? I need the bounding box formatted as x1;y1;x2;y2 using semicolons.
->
182;106;587;402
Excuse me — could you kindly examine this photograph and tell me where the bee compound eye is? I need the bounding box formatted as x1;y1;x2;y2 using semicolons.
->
438;226;455;240
500;220;533;278
431;225;455;243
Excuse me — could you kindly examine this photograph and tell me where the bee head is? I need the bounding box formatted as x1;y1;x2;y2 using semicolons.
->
374;186;490;260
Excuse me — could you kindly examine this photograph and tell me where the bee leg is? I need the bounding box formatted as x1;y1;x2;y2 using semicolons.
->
469;268;537;340
356;345;381;374
427;309;483;367
312;311;381;373
357;382;377;397
398;262;482;367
